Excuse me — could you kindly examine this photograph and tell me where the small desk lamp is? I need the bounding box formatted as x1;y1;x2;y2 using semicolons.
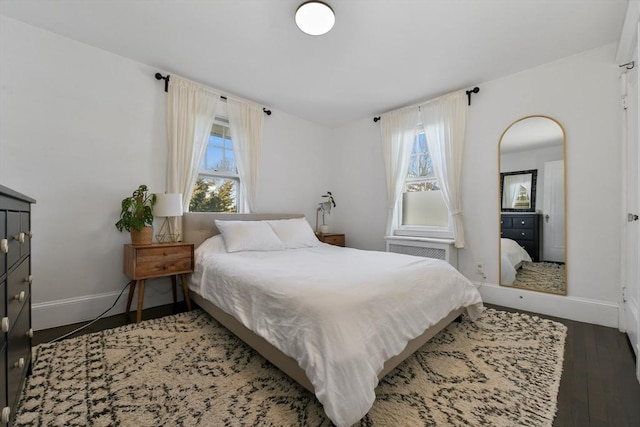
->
315;191;336;234
153;193;183;243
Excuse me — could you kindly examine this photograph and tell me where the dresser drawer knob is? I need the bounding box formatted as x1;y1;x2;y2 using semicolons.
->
14;291;26;303
26;329;34;338
14;232;25;243
521;221;525;225
0;239;7;254
521;232;525;236
14;357;25;369
1;407;10;424
24;275;33;285
1;317;9;333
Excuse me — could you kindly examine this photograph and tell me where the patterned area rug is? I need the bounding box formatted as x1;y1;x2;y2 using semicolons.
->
512;262;566;294
16;308;566;427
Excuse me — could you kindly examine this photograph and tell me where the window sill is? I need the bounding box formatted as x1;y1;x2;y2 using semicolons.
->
385;235;455;245
393;228;454;241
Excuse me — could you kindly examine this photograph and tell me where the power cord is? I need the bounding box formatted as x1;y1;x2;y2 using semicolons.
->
47;281;131;344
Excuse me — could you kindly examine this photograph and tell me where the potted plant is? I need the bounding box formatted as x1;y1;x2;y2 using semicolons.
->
115;184;157;245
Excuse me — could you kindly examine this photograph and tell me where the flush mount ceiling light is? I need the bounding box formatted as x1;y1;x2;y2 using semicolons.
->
295;1;335;36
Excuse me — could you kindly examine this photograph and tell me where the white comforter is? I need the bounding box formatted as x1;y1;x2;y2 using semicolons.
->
500;238;533;285
191;243;483;427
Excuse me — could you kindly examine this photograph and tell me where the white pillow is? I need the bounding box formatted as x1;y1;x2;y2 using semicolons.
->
194;235;227;264
267;218;320;249
214;220;285;252
199;234;227;253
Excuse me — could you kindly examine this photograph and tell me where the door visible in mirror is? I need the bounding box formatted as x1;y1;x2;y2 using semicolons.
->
499;116;567;295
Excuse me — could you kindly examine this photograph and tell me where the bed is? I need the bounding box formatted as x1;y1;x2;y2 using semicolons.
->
183;212;483;427
500;237;533;285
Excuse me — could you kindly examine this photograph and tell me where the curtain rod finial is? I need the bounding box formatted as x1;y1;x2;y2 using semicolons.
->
155;72;170;92
465;86;480;106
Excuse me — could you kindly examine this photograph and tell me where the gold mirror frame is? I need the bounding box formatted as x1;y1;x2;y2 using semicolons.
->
498;115;567;295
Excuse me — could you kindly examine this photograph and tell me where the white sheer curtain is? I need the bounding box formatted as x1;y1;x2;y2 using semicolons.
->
380;106;418;235
227;98;264;213
166;76;220;213
419;90;468;248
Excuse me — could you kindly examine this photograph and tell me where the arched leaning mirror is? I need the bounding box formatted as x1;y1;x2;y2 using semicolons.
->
499;116;567;295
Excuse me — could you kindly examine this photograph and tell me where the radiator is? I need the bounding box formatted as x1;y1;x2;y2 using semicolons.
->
385;236;458;268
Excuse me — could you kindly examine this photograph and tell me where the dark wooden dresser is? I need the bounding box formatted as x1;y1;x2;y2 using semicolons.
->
0;185;35;425
500;213;541;261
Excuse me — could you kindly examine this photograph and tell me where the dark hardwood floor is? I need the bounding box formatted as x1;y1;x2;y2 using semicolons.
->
33;302;191;345
485;304;640;427
33;303;640;427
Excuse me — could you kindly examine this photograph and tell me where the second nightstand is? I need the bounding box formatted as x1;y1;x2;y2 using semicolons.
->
123;242;194;323
317;233;345;247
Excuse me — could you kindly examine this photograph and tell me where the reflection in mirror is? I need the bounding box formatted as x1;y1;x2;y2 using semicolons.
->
501;169;537;212
499;116;566;295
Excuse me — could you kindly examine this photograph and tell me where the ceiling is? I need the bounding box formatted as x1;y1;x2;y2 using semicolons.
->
0;0;630;128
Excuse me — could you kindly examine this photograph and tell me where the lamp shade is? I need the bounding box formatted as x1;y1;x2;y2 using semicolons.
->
153;193;183;217
295;1;335;36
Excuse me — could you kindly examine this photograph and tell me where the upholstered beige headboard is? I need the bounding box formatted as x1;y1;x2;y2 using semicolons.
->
182;212;305;248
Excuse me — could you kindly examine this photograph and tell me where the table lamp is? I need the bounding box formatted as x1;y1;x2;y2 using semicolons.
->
153;193;183;243
315;191;336;234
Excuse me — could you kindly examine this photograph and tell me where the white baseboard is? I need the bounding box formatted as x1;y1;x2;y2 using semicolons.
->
32;281;181;331
34;280;621;331
620;297;639;355
475;282;620;328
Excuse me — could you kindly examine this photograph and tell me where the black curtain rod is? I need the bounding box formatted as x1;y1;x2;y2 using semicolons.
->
619;61;635;70
372;86;480;123
154;73;272;116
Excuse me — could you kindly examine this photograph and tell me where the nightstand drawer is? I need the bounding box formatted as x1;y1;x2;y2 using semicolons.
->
137;245;191;264
319;234;345;247
135;258;192;277
124;244;194;280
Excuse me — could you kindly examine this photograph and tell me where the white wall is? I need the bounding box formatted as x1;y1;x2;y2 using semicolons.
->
0;17;331;329
332;44;623;327
258;110;333;222
327;116;388;249
0;16;624;330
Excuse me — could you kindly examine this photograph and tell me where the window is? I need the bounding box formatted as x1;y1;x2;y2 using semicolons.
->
397;131;450;235
189;121;239;212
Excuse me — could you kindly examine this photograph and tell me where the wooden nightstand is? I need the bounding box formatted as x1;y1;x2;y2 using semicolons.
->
123;242;194;323
317;233;345;247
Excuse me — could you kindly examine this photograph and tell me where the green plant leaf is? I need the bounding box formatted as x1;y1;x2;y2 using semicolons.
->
115;184;157;232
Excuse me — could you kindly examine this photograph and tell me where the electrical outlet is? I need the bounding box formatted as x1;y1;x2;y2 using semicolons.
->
475;261;487;280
